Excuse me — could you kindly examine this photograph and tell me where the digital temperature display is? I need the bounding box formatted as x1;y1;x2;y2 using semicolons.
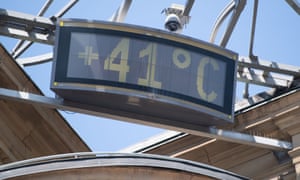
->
51;19;237;128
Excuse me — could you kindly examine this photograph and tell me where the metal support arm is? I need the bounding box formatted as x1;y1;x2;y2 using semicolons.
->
0;8;55;45
109;0;132;22
238;56;300;88
210;0;246;47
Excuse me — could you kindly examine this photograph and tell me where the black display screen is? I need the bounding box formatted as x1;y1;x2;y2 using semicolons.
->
52;20;237;116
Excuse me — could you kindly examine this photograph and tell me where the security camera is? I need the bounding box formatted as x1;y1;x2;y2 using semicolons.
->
164;14;182;32
162;4;190;33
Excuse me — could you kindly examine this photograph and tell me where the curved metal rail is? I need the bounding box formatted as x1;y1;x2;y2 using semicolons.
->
0;152;248;179
210;0;246;47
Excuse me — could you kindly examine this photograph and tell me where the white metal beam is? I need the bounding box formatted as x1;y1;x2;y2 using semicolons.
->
109;0;132;22
237;67;292;87
238;56;300;88
16;52;53;66
0;9;55;45
53;0;79;19
210;0;246;47
10;0;78;58
239;56;300;76
11;0;54;57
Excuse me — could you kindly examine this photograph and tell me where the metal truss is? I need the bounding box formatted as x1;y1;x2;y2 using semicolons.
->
0;0;78;59
237;56;300;88
0;8;55;45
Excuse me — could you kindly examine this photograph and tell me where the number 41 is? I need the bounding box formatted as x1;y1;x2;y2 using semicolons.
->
104;38;161;89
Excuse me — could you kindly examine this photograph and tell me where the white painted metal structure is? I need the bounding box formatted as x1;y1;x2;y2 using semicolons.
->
0;153;248;180
0;0;300;151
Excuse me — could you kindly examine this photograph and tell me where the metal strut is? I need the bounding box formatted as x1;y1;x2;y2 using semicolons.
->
9;0;79;59
11;0;54;58
109;0;132;22
210;0;246;47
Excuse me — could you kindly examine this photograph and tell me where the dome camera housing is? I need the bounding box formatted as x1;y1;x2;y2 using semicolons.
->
164;14;182;32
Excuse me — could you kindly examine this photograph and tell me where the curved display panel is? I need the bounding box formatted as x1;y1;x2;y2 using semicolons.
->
51;19;237;128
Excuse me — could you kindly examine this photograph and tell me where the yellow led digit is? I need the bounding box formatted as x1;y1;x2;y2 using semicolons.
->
197;57;219;102
104;38;130;82
138;43;162;88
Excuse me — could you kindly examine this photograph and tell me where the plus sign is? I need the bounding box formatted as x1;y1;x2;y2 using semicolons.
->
78;46;99;65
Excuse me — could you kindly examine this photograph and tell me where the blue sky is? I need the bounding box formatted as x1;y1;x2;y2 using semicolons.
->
1;1;300;151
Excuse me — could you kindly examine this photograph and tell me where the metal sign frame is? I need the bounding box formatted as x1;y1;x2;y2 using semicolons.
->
51;19;237;127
